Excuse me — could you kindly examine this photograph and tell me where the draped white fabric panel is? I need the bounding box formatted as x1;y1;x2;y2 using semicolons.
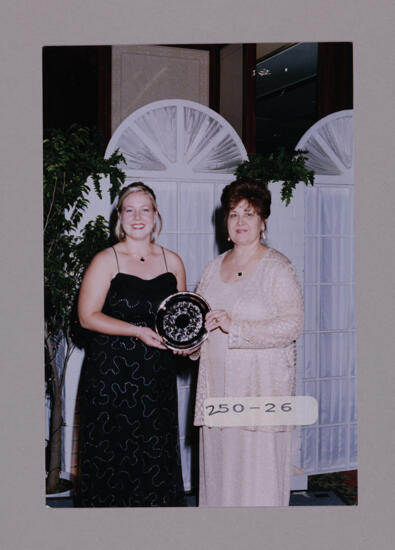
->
297;110;356;474
266;180;305;477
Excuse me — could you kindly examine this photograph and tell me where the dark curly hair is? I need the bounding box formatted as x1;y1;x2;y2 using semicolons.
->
221;180;271;224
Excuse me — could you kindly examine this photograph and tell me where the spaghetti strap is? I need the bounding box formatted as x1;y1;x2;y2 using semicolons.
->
161;246;169;272
111;246;120;273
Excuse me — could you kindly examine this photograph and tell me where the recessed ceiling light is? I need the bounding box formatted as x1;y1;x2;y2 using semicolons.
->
257;68;271;76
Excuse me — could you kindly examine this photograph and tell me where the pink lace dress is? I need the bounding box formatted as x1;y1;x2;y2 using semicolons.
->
194;248;304;506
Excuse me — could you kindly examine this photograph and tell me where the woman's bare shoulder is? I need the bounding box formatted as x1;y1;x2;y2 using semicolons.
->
91;246;115;262
161;247;185;269
87;247;117;274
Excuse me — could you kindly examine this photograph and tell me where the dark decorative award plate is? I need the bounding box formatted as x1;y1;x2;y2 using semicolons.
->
156;291;211;351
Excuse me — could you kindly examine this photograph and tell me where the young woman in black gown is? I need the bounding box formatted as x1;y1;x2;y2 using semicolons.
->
75;182;186;507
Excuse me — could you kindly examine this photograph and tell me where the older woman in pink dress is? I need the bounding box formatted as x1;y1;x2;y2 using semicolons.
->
191;179;304;507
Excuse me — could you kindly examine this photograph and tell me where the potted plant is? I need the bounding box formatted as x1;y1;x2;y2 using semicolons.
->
234;148;315;204
44;125;125;494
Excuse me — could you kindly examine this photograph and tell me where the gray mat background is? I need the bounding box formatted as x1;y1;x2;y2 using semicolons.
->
1;1;394;548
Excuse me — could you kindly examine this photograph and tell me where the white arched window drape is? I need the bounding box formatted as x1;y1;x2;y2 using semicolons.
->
296;110;356;474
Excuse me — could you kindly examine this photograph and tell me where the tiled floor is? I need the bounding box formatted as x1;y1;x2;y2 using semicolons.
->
290;490;345;506
46;489;346;508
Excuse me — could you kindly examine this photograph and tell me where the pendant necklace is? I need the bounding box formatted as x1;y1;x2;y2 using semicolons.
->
233;245;262;278
130;250;149;262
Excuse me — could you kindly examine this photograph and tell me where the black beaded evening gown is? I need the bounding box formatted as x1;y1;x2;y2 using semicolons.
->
75;249;185;507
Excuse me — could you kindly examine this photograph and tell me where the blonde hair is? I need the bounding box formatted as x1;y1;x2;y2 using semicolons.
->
115;182;163;242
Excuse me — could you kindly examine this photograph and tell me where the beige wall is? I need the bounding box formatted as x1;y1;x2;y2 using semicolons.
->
256;43;291;61
112;44;293;136
219;44;243;139
112;45;209;132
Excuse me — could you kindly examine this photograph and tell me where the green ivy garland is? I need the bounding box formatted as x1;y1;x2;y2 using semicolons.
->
234;148;315;205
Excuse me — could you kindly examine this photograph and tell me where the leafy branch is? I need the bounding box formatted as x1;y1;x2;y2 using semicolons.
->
234;148;315;205
44;125;126;492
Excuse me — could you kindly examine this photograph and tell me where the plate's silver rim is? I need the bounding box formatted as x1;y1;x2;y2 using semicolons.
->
163;330;209;352
155;291;211;350
156;290;211;313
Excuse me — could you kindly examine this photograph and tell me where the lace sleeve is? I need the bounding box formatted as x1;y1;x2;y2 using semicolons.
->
228;263;304;349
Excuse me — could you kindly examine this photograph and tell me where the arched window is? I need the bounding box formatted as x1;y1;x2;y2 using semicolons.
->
297;110;356;473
